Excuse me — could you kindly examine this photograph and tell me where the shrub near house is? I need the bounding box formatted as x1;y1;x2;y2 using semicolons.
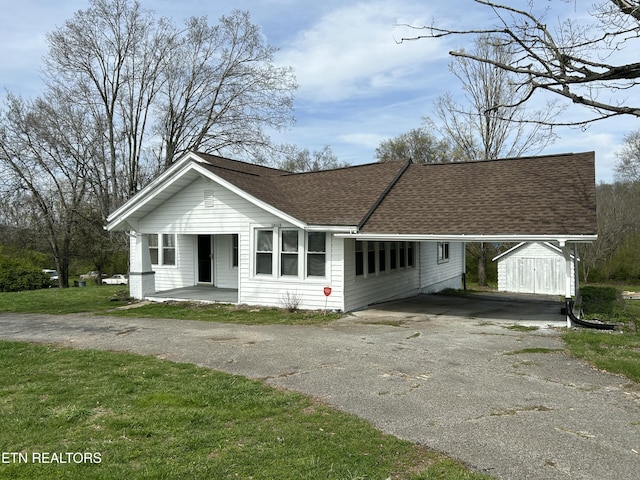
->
0;257;51;292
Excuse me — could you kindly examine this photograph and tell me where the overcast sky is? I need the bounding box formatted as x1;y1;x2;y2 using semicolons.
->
0;0;632;182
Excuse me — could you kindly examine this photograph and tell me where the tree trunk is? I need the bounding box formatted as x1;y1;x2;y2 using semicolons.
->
477;242;487;287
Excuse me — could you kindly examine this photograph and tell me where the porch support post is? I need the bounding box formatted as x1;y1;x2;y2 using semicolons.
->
129;232;155;299
560;241;573;328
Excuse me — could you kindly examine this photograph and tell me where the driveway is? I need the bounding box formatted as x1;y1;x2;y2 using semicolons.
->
1;292;638;479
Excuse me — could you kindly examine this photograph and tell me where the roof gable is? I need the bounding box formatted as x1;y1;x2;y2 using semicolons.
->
492;241;578;262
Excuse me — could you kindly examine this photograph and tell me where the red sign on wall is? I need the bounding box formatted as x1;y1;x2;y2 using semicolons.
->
323;287;332;297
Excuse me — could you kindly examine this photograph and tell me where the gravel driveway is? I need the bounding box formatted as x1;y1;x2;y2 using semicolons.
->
1;292;638;479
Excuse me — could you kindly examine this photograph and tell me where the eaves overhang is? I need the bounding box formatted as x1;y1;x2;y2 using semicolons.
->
335;233;598;245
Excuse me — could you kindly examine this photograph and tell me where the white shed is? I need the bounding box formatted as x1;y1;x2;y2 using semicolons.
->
493;242;577;295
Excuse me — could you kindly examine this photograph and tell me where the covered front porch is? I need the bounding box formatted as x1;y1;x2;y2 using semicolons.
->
147;286;238;304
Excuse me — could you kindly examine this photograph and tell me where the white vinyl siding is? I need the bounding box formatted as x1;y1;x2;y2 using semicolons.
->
344;240;420;312
419;242;464;294
214;234;238;289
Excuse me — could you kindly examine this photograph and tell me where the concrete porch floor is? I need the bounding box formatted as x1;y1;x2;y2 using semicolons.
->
146;285;238;304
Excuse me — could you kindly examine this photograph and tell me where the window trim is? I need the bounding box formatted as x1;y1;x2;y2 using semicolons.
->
280;229;300;276
306;232;326;278
148;233;177;267
251;227;328;280
437;242;450;264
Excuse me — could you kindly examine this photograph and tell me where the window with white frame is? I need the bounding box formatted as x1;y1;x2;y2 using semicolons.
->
407;242;415;267
306;232;326;277
148;233;176;266
355;241;416;277
367;241;376;274
355;241;364;276
390;242;397;270
149;234;159;265
232;234;239;268
163;234;176;266
281;230;299;276
438;242;450;263
254;228;327;278
255;229;274;275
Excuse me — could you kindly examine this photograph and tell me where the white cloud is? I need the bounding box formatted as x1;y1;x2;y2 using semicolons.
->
278;1;448;103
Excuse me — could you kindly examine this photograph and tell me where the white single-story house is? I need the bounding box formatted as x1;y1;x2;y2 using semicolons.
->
493;242;578;296
106;151;597;312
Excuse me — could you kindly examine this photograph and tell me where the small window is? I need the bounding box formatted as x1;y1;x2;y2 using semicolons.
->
232;234;238;267
390;242;397;270
407;242;415;268
162;234;176;266
378;242;386;272
355;241;364;276
149;234;159;265
399;242;406;268
307;232;326;277
367;242;376;274
256;230;273;275
438;242;450;263
281;230;299;276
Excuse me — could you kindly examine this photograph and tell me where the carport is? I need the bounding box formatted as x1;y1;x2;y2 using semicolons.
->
337;153;598;327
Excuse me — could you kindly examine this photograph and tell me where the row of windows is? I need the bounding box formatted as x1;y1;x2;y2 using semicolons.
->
355;241;450;276
355;241;415;276
256;229;326;278
148;234;449;275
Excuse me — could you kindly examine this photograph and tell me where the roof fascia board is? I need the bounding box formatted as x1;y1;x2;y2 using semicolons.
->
336;233;598;243
106;160;201;231
106;152;200;225
305;225;358;233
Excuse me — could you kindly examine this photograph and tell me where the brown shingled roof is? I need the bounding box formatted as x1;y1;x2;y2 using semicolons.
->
194;151;597;236
196;153;408;226
360;152;597;235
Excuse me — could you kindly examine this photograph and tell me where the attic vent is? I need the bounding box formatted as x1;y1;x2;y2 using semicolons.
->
204;189;214;208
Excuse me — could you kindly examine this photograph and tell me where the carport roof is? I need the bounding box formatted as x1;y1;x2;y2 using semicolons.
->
358;151;597;238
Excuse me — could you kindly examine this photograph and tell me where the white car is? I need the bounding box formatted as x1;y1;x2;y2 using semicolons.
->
102;274;128;285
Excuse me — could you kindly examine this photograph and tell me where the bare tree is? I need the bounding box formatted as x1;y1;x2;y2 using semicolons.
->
615;129;640;183
433;35;560;286
158;11;297;168
375;127;456;163
399;0;640;125
433;35;561;162
43;1;297;208
276;145;348;172
0;93;100;287
44;0;171;209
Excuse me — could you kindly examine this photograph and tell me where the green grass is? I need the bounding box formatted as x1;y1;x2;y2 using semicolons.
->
109;302;340;325
0;286;339;325
0;285;126;314
562;330;640;383
0;341;491;480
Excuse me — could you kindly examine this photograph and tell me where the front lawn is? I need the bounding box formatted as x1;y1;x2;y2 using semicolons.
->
0;341;490;480
0;286;339;325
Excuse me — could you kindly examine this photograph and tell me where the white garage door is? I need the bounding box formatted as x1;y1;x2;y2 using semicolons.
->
508;257;564;295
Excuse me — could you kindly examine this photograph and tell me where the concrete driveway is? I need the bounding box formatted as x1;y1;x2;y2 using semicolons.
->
1;292;638;479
